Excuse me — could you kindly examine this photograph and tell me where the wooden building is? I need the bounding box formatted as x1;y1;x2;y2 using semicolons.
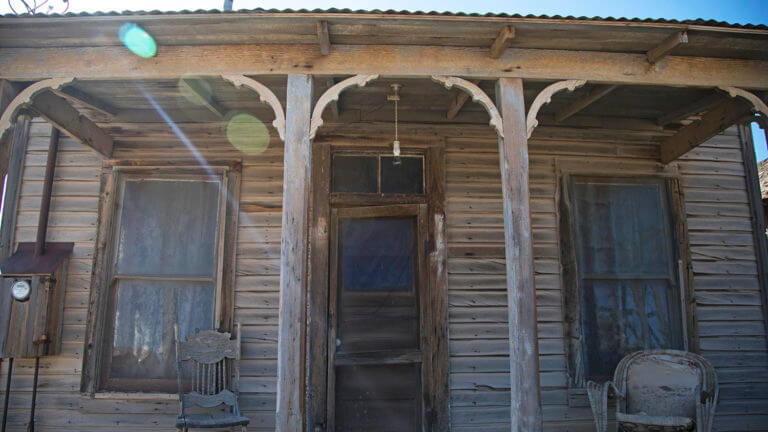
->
0;8;767;432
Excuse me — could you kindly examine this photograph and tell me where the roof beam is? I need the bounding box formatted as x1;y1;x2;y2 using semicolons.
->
0;80;19;116
647;30;688;64
656;92;725;126
31;90;113;158
2;45;768;89
489;25;515;59
554;84;618;122
55;85;119;118
446;79;481;120
317;21;331;56
178;77;226;118
660;97;751;164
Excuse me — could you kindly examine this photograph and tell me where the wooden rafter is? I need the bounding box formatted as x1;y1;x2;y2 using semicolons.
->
554;84;618;123
432;75;504;138
317;21;331;56
3;45;768;89
489;25;515;59
446;79;481;120
31;90;113;158
324;78;339;120
656;92;724;126
178;78;226;118
647;30;688;64
55;85;119;118
660;97;751;164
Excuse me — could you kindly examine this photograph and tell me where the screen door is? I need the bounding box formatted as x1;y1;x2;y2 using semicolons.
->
327;204;426;431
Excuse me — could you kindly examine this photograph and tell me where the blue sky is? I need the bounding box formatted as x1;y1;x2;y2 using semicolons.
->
3;0;766;158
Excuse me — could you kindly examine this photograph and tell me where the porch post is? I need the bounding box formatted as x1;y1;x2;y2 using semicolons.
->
277;74;313;432
495;78;543;431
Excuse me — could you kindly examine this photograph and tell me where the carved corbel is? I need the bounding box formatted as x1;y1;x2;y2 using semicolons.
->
222;74;287;141
718;86;768;119
431;75;504;138
526;79;587;138
0;77;75;141
310;74;379;139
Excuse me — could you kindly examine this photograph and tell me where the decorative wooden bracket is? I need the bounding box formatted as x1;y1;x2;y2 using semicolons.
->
221;74;287;141
526;79;587;138
718;86;768;119
0;77;75;141
310;74;379;139
431;75;504;138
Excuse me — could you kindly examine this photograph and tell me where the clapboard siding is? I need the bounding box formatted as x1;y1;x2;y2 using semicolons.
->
1;118;766;431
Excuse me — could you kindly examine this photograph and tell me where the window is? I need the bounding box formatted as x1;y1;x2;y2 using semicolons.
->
563;176;685;382
331;153;424;194
87;168;235;393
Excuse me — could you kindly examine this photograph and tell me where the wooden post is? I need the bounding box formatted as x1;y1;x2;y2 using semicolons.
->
276;74;313;432
0;114;30;354
495;78;543;431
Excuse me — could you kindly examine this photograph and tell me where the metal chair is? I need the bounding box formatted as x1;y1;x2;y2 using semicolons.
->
587;349;718;432
174;323;249;432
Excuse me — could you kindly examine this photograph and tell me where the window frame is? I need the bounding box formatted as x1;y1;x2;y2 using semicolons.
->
329;150;426;204
81;164;240;395
558;172;696;390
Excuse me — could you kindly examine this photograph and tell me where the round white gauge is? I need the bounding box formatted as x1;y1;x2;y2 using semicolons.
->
11;280;31;302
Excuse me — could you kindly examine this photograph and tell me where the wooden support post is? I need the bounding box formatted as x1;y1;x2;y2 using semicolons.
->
660;97;752;164
0;114;31;353
317;21;331;56
489;25;515;59
495;78;542;432
31;91;113;158
738;122;768;338
554;84;618;123
276;74;313;432
647;30;688;64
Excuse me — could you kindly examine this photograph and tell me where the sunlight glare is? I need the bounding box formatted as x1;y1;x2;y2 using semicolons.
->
226;113;270;155
118;23;157;58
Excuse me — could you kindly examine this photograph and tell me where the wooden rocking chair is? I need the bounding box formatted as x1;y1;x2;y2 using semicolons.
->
587;349;718;432
174;323;249;432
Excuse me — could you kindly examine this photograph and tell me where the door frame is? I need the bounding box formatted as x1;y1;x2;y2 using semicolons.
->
305;143;449;432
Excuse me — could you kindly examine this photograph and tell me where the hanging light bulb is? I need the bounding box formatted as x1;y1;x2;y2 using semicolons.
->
388;84;402;166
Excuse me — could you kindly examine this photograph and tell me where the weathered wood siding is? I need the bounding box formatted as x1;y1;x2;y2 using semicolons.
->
0;119;766;431
444;126;768;431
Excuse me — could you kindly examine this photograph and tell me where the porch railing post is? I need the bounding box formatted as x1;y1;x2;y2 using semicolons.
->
496;77;543;431
277;74;314;432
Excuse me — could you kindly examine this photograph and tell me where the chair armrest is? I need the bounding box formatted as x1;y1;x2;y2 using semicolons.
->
586;380;616;432
696;388;719;432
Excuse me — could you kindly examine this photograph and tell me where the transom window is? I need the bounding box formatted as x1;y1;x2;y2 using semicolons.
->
99;171;228;392
331;153;424;195
565;176;685;381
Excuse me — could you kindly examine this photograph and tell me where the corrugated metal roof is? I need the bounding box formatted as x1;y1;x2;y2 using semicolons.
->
2;8;766;30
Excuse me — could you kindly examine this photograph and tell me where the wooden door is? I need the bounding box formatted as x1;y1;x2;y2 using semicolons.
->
327;204;427;432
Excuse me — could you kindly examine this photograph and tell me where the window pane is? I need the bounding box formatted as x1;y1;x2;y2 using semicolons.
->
116;179;220;277
573;182;670;275
581;279;677;379
332;155;378;193
381;156;424;194
110;280;214;381
338;217;419;352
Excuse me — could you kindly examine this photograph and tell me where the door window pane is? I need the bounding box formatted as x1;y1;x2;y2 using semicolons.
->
570;178;682;380
337;217;419;352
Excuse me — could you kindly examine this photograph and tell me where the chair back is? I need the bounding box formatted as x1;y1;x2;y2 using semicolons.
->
174;323;242;414
613;350;717;419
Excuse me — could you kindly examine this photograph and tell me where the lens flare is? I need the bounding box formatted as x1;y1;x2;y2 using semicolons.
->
118;23;157;58
226;113;270;155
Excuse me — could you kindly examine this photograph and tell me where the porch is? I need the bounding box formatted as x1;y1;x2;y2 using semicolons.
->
1;10;768;432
